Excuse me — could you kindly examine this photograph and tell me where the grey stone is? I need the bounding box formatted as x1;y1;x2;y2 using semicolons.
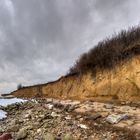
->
25;125;33;130
16;128;28;140
63;133;75;140
44;104;54;110
65;115;71;120
10;119;19;125
46;98;53;103
78;124;89;129
8;125;20;132
0;127;4;133
24;114;31;119
104;104;114;109
106;114;128;124
85;113;101;120
63;104;71;112
68;105;76;112
51;112;60;117
43;133;55;140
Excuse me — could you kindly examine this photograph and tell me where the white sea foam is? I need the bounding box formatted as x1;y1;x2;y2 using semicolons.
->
0;110;7;120
0;98;27;106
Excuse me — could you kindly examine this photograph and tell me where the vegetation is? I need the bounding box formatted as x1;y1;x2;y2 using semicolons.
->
17;84;23;90
69;26;140;74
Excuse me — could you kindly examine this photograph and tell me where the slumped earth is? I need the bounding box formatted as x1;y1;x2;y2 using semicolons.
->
0;98;140;140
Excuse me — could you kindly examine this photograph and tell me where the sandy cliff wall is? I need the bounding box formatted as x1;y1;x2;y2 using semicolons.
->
12;55;140;103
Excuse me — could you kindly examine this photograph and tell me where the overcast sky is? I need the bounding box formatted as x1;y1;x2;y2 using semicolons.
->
0;0;140;93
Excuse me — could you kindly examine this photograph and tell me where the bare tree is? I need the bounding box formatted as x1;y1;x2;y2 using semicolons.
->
17;84;22;90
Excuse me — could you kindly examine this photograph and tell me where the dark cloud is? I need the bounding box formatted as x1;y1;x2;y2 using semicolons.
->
0;0;139;93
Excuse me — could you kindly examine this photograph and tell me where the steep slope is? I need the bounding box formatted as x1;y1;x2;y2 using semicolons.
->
11;26;140;103
12;55;140;103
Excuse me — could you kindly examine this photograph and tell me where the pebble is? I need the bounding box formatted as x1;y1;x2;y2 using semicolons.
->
8;125;19;132
43;133;55;140
45;104;54;110
0;128;4;133
63;133;75;140
104;104;114;109
0;99;139;139
51;112;60;117
37;128;42;133
24;114;31;119
78;124;89;129
84;113;101;120
124;120;135;126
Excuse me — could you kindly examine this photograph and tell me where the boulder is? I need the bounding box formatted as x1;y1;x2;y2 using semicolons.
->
106;114;128;124
16;128;28;140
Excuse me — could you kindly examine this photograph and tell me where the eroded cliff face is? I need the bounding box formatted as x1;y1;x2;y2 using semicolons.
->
12;55;140;103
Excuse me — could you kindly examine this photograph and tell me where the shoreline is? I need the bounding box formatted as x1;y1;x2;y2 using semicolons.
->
0;98;140;140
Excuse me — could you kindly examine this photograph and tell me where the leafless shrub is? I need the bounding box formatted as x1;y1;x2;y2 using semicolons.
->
17;84;22;90
69;26;140;74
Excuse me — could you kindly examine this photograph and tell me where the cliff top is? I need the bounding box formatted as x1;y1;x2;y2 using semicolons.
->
69;26;140;74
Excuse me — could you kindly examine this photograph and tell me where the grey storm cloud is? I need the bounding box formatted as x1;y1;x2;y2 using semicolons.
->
0;0;140;93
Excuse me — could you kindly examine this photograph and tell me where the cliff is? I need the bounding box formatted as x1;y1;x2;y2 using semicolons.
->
11;26;140;103
11;55;140;103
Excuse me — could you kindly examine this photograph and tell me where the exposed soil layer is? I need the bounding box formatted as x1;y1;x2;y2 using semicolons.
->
12;55;140;104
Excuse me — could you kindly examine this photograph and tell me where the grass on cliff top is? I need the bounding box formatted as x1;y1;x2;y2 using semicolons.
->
69;26;140;75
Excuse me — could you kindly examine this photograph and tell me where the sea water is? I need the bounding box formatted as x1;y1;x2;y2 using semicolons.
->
0;98;26;106
0;98;27;119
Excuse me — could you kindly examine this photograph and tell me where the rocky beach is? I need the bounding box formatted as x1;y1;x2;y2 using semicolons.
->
0;98;140;140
